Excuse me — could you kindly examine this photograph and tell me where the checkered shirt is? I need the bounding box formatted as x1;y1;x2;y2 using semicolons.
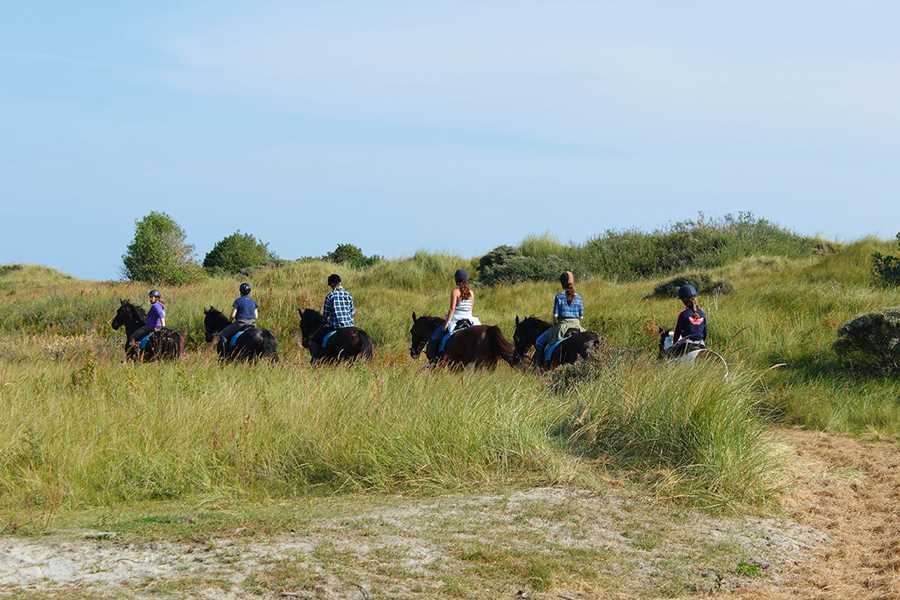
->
323;287;355;328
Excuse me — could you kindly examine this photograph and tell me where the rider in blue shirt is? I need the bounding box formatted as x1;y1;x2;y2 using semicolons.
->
219;282;258;346
534;272;585;364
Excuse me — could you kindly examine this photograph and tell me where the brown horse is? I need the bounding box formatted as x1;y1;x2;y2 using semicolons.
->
409;313;519;370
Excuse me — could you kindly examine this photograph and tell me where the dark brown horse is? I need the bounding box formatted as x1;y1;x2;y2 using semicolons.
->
298;309;374;364
111;300;184;361
513;316;601;369
410;312;518;370
204;307;278;362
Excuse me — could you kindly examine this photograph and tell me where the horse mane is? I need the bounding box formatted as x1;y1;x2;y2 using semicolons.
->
416;315;445;327
522;316;551;328
120;300;147;321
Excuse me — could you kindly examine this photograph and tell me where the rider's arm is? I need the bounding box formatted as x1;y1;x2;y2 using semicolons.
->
673;311;686;342
444;289;460;328
552;295;560;322
254;308;259;320
230;308;238;321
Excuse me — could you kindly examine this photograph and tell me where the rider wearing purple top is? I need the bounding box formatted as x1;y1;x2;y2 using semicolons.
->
146;301;166;329
127;290;166;349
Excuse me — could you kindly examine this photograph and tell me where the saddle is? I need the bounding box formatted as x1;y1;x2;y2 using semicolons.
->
227;325;254;349
541;329;578;366
437;320;473;354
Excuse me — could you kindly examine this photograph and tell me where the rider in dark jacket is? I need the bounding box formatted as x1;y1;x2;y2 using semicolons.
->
671;284;707;353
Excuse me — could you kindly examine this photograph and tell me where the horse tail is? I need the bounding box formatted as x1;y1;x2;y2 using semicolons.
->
487;326;516;366
157;331;180;360
357;329;374;361
177;331;186;357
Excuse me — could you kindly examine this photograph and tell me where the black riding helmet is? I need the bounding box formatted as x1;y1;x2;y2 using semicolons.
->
239;282;252;296
455;269;469;283
148;289;161;298
327;273;342;287
678;284;698;301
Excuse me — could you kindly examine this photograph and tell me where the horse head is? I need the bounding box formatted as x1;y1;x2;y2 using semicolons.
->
204;306;230;342
298;308;324;348
512;316;550;362
112;299;144;331
409;312;443;359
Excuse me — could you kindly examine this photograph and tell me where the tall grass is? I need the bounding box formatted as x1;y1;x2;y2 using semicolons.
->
558;362;778;508
1;237;899;515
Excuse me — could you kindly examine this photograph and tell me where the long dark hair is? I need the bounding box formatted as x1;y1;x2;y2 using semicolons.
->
559;271;575;305
457;278;472;300
683;297;701;313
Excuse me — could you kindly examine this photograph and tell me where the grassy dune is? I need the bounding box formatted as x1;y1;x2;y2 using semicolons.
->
0;240;898;518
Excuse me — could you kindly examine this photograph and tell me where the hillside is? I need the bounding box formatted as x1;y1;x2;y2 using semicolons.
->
0;239;898;599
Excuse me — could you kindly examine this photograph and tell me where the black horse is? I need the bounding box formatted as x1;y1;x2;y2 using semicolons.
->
111;300;184;361
204;307;278;362
298;309;374;363
512;316;601;369
410;312;518;370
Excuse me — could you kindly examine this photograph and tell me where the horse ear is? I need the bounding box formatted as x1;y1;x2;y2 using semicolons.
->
658;327;665;334
515;315;520;326
412;311;417;322
120;299;126;306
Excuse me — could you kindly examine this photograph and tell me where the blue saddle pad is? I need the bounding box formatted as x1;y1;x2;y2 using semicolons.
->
321;330;338;349
138;333;153;351
229;329;248;348
543;337;567;365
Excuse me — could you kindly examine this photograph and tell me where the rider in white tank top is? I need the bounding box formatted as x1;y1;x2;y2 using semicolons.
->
445;269;481;333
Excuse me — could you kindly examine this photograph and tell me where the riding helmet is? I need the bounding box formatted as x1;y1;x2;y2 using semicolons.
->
239;282;252;296
327;273;342;287
148;289;161;298
455;269;469;283
678;284;698;300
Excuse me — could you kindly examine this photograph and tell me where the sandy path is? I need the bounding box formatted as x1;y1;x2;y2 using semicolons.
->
723;429;900;600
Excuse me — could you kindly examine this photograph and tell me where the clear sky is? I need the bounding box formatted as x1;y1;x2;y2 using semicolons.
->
2;2;898;279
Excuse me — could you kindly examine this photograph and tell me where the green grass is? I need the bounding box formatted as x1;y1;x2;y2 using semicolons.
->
0;238;899;519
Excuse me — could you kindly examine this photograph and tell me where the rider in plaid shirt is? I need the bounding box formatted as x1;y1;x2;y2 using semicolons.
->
322;274;355;328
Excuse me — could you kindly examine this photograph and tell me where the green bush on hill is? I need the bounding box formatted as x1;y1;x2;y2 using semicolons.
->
122;212;202;285
650;273;734;298
871;233;900;287
834;308;900;374
203;231;276;275
324;243;381;269
477;213;819;286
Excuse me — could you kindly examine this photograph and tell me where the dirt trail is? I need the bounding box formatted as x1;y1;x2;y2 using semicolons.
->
721;429;900;600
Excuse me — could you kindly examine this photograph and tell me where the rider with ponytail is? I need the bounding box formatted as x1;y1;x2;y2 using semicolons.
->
672;284;707;350
534;271;585;363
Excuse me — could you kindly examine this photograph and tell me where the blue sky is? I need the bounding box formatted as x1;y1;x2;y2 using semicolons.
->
2;2;898;279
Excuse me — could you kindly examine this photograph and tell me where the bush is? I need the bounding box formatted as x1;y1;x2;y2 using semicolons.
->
650;273;734;299
479;255;567;286
203;231;275;275
324;243;381;269
833;308;900;374
475;213;818;286
122;212;201;285
872;233;900;287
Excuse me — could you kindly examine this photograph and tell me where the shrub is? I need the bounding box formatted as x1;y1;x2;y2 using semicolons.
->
872;233;900;287
479;255;567;286
477;245;520;279
833;308;900;374
324;243;381;269
122;212;201;285
475;213;818;286
650;273;734;298
203;231;275;275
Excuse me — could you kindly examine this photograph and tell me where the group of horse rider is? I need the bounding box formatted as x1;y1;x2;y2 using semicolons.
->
128;268;707;362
